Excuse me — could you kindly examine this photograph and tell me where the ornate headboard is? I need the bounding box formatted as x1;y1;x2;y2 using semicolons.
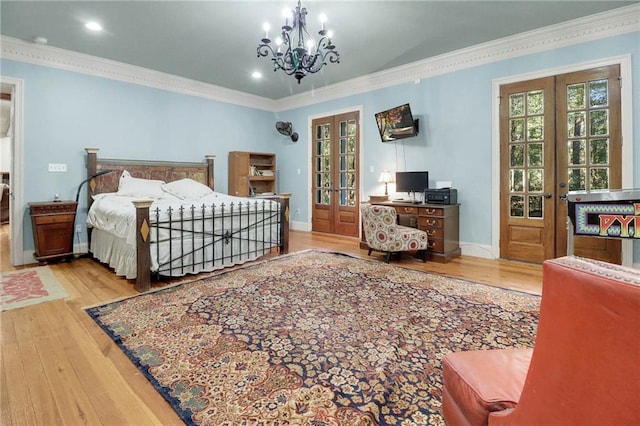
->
85;147;215;205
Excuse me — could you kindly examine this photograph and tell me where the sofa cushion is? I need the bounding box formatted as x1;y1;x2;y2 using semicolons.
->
442;348;532;426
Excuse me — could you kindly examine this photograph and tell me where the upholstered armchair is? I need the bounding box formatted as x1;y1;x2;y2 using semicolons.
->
441;256;640;426
360;203;428;263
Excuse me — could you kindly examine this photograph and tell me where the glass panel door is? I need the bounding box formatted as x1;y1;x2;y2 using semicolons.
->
311;111;360;236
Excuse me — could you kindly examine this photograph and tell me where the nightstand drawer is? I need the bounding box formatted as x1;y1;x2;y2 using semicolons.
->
32;213;76;225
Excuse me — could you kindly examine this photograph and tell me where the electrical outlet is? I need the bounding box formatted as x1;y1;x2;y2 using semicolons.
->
295;208;301;215
75;224;82;233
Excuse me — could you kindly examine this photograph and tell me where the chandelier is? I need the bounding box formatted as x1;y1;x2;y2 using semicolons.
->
257;0;339;84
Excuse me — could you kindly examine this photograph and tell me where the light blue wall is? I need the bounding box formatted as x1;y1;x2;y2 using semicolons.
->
278;31;640;256
0;59;277;250
2;30;639;258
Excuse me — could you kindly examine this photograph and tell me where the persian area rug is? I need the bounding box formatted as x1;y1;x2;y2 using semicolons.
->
1;266;68;311
86;250;540;425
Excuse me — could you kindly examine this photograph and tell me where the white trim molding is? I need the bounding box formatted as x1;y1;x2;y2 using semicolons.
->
0;36;278;112
276;4;640;111
1;4;638;112
0;76;25;265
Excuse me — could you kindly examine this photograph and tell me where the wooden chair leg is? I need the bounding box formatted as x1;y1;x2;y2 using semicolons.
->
385;252;392;263
368;248;372;256
419;250;427;263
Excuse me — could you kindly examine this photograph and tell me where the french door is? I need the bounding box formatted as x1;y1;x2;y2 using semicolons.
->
311;111;360;237
500;65;621;264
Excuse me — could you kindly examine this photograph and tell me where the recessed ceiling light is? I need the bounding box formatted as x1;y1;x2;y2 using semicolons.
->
251;71;262;79
85;21;103;32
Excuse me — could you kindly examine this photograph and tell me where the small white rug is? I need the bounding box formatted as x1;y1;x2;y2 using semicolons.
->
1;266;68;311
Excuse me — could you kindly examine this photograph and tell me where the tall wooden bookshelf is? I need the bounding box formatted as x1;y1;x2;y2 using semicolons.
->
228;151;276;196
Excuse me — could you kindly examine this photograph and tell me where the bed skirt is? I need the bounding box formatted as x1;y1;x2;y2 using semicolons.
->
90;228;273;279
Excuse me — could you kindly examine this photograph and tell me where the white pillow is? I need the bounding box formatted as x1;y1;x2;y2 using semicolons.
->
161;178;213;200
117;170;166;199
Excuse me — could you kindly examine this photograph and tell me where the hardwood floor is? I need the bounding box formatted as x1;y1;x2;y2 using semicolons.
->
1;226;542;425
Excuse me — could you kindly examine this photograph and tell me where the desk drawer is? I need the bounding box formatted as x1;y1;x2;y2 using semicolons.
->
424;227;443;239
428;238;444;253
420;207;445;216
418;217;444;229
395;206;419;215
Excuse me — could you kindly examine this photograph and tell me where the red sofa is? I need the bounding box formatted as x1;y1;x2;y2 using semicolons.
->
442;256;640;425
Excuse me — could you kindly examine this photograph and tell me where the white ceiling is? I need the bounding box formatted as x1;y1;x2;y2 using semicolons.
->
1;1;637;100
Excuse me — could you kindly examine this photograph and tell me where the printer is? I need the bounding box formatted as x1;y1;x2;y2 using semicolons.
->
424;188;457;205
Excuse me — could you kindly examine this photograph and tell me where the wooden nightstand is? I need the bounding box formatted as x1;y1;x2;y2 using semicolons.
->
29;201;78;265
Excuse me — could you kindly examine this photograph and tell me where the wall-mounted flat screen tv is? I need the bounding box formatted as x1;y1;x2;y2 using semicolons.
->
395;171;429;193
375;103;419;142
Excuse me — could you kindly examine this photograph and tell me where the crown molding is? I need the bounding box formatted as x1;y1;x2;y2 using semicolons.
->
0;36;278;112
276;3;640;111
0;4;638;113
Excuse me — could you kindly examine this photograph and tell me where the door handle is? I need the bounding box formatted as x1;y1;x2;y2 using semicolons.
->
543;192;553;199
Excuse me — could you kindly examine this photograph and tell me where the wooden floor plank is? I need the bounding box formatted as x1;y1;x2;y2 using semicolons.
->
0;357;13;426
0;228;543;424
15;338;63;425
2;342;38;425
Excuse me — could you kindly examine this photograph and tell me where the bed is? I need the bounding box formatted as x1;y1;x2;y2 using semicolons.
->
84;148;290;292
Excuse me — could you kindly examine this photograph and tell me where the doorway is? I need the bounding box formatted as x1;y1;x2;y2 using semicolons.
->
0;76;25;267
499;65;622;264
311;110;360;237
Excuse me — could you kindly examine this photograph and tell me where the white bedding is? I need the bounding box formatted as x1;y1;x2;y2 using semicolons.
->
87;192;281;278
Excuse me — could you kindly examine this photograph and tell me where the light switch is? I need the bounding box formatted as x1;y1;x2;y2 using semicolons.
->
48;163;67;172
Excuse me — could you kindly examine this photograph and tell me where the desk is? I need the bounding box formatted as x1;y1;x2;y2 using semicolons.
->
361;201;461;263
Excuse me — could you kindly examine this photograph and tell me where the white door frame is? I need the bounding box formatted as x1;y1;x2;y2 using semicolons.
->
491;55;634;266
1;76;25;266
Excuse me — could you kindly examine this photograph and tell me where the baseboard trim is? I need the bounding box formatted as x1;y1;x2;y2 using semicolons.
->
290;220;312;232
459;242;496;260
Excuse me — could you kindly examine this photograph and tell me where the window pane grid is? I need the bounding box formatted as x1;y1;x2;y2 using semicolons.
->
564;78;611;192
314;124;332;206
508;90;545;219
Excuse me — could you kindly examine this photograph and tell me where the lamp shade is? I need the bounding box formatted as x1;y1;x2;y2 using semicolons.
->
378;170;394;184
378;170;394;196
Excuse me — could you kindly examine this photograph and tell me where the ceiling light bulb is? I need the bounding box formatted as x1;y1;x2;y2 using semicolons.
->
85;21;102;31
251;71;262;79
327;30;334;39
275;36;283;46
282;8;293;27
